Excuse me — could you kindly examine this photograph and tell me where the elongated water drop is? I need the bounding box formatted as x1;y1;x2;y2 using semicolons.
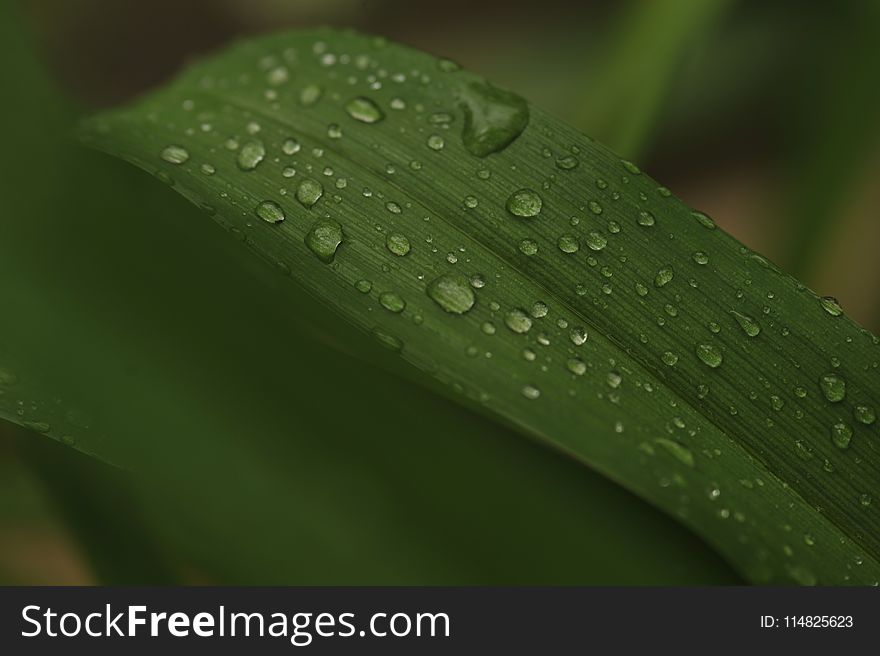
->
305;219;343;263
254;200;285;224
566;358;586;376
820;296;843;316
427;274;475;314
692;211;716;229
819;373;846;403
459;81;529;157
696;343;723;368
731;310;761;337
521;385;541;400
296;179;324;207
831;422;852;449
345;96;384;123
161;145;189;164
506;189;542;217
655;438;695;467
379;291;406;313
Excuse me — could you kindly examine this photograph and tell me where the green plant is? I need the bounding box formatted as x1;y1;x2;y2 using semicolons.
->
3;25;878;584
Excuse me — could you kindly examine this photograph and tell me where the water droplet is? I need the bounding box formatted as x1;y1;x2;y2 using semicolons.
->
696;343;723;368
655;438;695;467
654;267;674;288
731;310;761;337
588;201;603;215
304;219;343;263
557;234;579;253
692;251;709;265
427;274;475;314
237;140;266;171
254;200;285;224
820;296;843;316
470;273;486;289
282;137;301;155
506;189;542;217
379;291;406;313
585;231;607;251
386;233;411;256
854;405;876;425
556;155;579;170
521;385;541;400
606;371;622;388
692;211;716;229
621;159;641;175
296;178;324;207
531;301;548;318
637;211;655;227
662;351;679;366
860;493;873;507
200;163;215;175
345;96;384;123
566;358;586;376
831;422;852;449
426;134;445;150
519;238;539;256
355;279;372;293
458;81;529;157
504;308;533;334
771;395;785;411
300;84;323;106
819;373;846;403
161;145;189;165
570;327;588;346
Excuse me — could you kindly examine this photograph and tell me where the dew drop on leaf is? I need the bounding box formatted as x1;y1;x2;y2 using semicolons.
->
696;343;723;368
237;140;266;171
731;310;761;337
254;200;285;224
654;267;674;288
654;438;695;468
819;373;846;403
557;234;579;253
304;218;343;263
692;251;709;265
282;137;301;155
585;231;607;251
820;296;843;316
521;385;541;400
830;422;853;449
386;233;411;256
566;358;586;376
379;291;406;313
637;211;655;227
427;274;476;314
691;211;716;230
161;144;189;164
296;178;324;207
458;81;529;157
300;84;323;106
506;189;542;217
854;405;876;425
519;238;538;255
504;308;533;334
345;96;384;123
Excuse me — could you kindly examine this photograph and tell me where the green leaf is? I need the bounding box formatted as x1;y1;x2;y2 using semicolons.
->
72;29;880;585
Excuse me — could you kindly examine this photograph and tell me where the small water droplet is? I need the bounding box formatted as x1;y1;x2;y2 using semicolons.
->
506;189;542;217
654;267;674;288
854;405;876;425
379;291;406;313
503;308;533;334
531;301;548;318
830;422;853;449
692;251;709;265
519;238;538;256
566;358;586;376
570;327;588;346
655;438;694;467
161;145;189;165
696;343;723;368
237;140;266;171
386;233;411;256
820;296;843;316
819;373;846;403
345;96;384;123
557;234;579;253
254;200;285;224
585;231;607;251
304;219;343;263
662;351;679;366
637;210;655;227
860;493;873;507
355;279;372;293
556;155;579;170
731;310;761;337
621;159;641;175
282;137;301;155
606;371;622;388
296;178;324;207
521;384;541;400
427;274;475;314
300;84;323;106
692;211;716;229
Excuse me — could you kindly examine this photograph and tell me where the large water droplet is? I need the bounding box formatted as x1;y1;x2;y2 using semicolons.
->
731;310;761;337
427;274;475;314
557;234;579;253
831;422;852;449
458;81;529;157
819;373;846;403
854;405;876;425
504;308;533;334
236;140;266;171
254;200;285;224
161;145;189;165
345;96;384;123
585;231;607;251
696;343;723;368
506;189;542;217
305;219;343;263
296;179;324;207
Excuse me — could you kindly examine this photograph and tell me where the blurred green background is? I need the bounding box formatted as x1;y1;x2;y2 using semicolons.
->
1;0;878;585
